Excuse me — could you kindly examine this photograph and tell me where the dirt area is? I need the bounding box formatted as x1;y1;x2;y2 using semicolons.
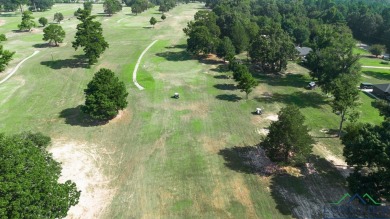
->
107;109;132;125
201;134;229;154
231;176;257;218
315;143;352;178
161;101;209;119
0;19;5;26
266;114;278;121
49;140;116;219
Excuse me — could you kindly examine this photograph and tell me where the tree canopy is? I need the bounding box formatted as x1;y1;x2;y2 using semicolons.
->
149;16;157;27
103;0;122;16
38;17;48;26
369;44;386;57
18;10;36;31
82;68;129;121
261;105;315;165
72;9;109;65
43;24;65;46
0;132;80;218
53;12;64;23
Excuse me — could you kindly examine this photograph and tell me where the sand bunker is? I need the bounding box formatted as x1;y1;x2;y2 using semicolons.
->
266;114;278;121
49;140;116;219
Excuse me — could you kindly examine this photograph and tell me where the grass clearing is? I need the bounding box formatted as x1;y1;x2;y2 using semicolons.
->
0;4;386;218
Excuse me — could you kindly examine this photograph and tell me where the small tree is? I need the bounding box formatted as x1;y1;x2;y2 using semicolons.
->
38;17;48;27
18;11;36;31
53;12;64;23
232;64;247;82
82;68;128;120
0;45;15;72
216;36;235;61
149;17;157;28
261;105;315;165
237;71;257;99
72;9;109;65
131;3;142;15
103;0;122;16
0;34;6;41
330;73;360;137
161;14;166;21
43;24;65;46
369;44;386;57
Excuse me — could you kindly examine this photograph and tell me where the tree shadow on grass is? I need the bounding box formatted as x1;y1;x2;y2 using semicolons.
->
59;105;107;127
258;73;310;88
213;83;236;90
32;43;54;48
211;64;229;73
40;55;89;69
254;91;327;108
165;44;187;49
215;94;242;102
362;70;390;81
155;50;192;61
213;75;230;79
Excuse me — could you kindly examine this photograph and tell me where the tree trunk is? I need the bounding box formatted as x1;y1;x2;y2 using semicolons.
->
19;4;23;13
338;110;345;137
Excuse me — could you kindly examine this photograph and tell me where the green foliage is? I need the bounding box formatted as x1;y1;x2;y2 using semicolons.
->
43;24;65;46
38;17;48;26
127;0;148;14
103;0;122;16
149;16;157;27
261;105;315;165
373;99;390;118
249;29;296;73
53;12;64;23
342;120;390;202
82;68;129;121
28;0;54;11
369;44;386;57
18;11;36;31
0;34;6;42
216;36;235;61
232;63;247;82
161;14;166;20
330;73;360;137
72;9;109;65
83;1;92;12
0;45;15;72
0;132;80;218
237;71;257;99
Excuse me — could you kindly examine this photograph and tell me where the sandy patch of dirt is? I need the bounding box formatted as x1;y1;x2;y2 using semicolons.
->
315;143;352;178
49;140;116;219
200;134;228;154
0;20;5;26
362;74;372;78
162;101;209;119
231;176;257;218
107;109;132;125
266;114;278;121
256;128;269;136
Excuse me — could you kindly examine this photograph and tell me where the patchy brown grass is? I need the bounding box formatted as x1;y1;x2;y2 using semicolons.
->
231;176;257;218
107;109;132;125
200;134;229;154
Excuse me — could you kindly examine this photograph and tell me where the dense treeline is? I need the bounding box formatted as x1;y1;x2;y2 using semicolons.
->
0;0;54;11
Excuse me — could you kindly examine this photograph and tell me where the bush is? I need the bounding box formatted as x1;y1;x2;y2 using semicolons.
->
380;61;389;65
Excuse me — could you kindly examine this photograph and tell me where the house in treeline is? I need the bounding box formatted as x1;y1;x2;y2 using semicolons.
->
295;46;312;60
372;83;390;99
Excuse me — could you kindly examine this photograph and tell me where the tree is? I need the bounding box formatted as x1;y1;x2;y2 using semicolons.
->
186;26;218;55
83;1;93;12
72;9;109;65
103;0;122;16
216;36;235;61
0;34;6;41
149;16;157;28
369;44;386;57
82;68;128;120
261;105;315;165
232;63;247;82
342;120;390;202
237;71;257;99
38;17;48;27
28;0;54;11
131;3;142;15
0;45;15;72
0;132;80;218
161;14;166;21
330;73;360;137
18;11;36;31
43;24;65;46
14;0;29;13
53;12;64;23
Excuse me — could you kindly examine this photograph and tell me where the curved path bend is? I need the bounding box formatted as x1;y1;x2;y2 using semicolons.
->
0;51;40;85
133;40;158;90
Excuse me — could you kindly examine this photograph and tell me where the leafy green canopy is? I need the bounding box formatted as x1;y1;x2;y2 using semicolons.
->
43;24;65;46
103;0;122;16
72;9;109;65
0;45;15;72
82;68;129;120
0;132;80;218
261;105;315;165
18;11;36;31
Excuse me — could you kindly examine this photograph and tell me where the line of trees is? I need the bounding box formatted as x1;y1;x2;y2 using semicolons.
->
0;0;54;12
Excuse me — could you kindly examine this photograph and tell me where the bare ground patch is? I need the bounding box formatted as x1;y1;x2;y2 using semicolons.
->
49;139;117;219
200;134;229;154
159;101;209;120
107;109;132;125
231;176;257;218
0;19;5;26
315;143;352;178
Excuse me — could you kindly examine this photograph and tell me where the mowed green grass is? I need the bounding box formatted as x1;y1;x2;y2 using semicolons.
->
0;4;385;218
